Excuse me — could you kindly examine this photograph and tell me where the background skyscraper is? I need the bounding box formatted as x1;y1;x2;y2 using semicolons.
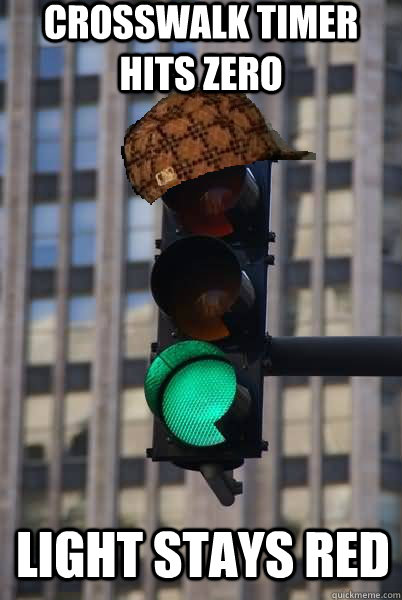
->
0;1;400;599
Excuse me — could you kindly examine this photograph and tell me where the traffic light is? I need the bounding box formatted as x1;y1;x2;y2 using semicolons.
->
145;161;273;505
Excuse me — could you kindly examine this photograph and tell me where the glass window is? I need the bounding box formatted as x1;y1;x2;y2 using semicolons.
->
325;189;354;257
323;484;351;530
37;20;64;79
328;93;355;160
383;195;402;261
157;590;183;600
71;200;96;266
117;592;145;600
290;96;316;154
381;387;401;459
126;195;154;262
329;42;358;65
124;291;154;359
0;111;6;175
281;487;310;557
73;105;98;171
121;387;150;457
171;40;195;55
21;491;48;531
61;490;86;528
27;298;56;364
323;384;351;454
68;296;95;362
282;386;311;456
287;191;314;259
380;492;401;560
130;39;160;55
386;2;402;67
286;288;313;336
31;203;59;268
127;96;156;126
289;42;318;67
159;484;186;529
64;392;91;458
34;109;62;173
23;395;53;462
119;487;147;528
383;291;402;335
324;285;352;336
385;90;402;165
76;42;103;75
0;18;8;81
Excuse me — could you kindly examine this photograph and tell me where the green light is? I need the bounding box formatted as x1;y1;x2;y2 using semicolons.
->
163;359;236;446
144;341;237;447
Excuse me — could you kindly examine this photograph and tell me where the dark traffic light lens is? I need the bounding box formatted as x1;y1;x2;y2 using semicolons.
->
151;236;254;341
163;166;259;238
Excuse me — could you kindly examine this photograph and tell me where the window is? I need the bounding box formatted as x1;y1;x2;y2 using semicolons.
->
159;485;186;529
126;195;154;262
73;105;98;171
289;42;318;67
71;200;96;266
27;298;57;364
34;109;62;173
68;296;95;362
119;487;147;528
127;96;156;126
290;96;316;154
0;18;8;81
124;291;154;359
325;189;354;257
282;386;311;456
386;1;402;67
380;492;401;560
31;203;59;268
323;384;351;454
323;484;351;530
287;191;314;259
37;21;64;79
383;195;402;260
328;93;355;160
157;590;183;600
76;42;103;75
171;40;195;55
286;288;313;336
383;291;402;335
382;388;401;459
282;487;310;556
329;42;358;65
64;392;91;458
23;395;53;462
121;388;150;457
324;285;352;336
130;39;160;55
0;111;6;175
21;491;48;531
61;490;86;528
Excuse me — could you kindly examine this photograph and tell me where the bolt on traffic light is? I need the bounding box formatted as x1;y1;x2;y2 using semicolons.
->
144;162;273;505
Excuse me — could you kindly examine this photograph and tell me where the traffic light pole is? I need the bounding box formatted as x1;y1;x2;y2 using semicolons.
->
264;336;402;377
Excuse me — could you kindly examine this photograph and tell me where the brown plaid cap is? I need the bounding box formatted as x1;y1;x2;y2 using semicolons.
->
122;91;315;204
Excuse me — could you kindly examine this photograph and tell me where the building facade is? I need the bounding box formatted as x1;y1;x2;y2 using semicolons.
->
0;1;401;600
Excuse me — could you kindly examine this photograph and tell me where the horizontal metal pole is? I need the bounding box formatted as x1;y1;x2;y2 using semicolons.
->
264;337;402;377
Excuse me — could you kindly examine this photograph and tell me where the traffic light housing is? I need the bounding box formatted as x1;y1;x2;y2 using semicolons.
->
145;161;273;504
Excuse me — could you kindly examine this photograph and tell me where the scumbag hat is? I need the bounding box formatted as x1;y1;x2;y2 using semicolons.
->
122;91;315;204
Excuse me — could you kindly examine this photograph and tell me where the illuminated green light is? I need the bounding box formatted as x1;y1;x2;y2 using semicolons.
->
163;358;236;446
144;341;237;447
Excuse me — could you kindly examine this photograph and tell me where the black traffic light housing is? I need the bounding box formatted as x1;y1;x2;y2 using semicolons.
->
145;161;273;504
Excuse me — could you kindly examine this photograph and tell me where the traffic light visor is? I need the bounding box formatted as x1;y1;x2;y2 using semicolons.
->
163;166;259;238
